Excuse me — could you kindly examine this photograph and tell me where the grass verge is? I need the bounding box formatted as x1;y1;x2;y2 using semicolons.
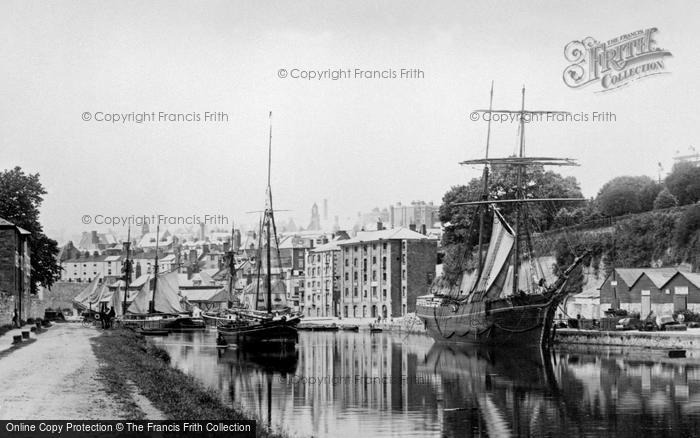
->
91;329;286;438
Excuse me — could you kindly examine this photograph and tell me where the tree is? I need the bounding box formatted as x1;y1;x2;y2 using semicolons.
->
653;188;678;210
439;164;583;246
596;175;658;217
438;163;583;283
0;167;61;291
665;162;700;206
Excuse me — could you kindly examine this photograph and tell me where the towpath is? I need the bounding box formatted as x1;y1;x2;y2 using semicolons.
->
0;323;165;420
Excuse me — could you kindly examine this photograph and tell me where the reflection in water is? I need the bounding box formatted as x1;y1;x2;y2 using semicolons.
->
152;331;700;437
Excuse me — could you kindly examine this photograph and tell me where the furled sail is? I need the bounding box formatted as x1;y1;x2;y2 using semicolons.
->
73;275;107;310
472;209;515;297
127;271;183;314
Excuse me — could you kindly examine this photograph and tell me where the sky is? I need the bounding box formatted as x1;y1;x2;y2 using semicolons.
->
1;0;698;244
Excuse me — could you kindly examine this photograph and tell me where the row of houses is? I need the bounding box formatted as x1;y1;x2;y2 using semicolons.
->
565;267;700;319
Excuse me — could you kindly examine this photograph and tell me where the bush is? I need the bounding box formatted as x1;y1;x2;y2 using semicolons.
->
673;309;700;322
654;188;678;209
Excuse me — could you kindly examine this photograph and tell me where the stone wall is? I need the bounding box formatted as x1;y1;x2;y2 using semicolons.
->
556;328;700;349
0;292;17;326
42;281;87;313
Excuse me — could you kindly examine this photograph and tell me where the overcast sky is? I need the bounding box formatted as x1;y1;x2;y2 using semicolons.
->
1;0;698;243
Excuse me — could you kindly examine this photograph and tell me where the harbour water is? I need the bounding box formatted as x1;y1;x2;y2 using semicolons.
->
152;331;700;437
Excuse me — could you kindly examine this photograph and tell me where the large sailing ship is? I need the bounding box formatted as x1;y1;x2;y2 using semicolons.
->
416;86;587;348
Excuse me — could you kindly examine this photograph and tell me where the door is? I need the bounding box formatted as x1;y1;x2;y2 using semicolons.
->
674;286;689;312
641;290;651;318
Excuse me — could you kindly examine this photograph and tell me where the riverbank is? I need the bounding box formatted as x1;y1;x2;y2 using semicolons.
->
92;329;286;437
555;327;700;349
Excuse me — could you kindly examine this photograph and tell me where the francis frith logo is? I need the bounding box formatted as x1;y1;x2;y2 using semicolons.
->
563;28;672;92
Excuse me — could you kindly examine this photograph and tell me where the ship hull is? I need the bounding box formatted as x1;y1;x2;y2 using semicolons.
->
416;293;561;348
217;318;300;352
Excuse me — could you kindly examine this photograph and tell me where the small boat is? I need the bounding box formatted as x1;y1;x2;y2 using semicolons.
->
369;324;383;333
297;323;339;331
164;316;206;331
138;328;169;336
342;325;360;332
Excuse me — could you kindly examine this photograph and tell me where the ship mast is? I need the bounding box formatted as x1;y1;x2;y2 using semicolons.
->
122;225;132;314
266;111;273;314
476;81;494;279
459;86;582;296
512;87;526;296
149;222;160;314
227;224;236;308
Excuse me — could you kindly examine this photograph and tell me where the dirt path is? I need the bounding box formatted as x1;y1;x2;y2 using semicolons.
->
0;324;165;420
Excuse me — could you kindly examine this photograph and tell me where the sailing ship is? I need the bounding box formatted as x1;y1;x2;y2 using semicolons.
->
119;224;205;332
217;112;301;351
416;85;587;348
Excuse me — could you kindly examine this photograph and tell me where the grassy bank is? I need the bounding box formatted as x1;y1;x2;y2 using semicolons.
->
91;329;286;438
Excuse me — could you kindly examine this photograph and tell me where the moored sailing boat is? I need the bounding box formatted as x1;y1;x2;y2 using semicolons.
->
120;224;205;332
217;112;300;351
416;86;587;348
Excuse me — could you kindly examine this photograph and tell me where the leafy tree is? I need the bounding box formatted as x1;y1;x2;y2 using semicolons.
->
0;166;61;291
596;175;658;217
653;188;678;209
675;204;700;247
440;164;583;244
665;162;700;206
439;164;583;283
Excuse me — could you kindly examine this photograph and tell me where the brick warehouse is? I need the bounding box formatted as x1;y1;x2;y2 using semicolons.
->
0;217;32;325
338;226;437;319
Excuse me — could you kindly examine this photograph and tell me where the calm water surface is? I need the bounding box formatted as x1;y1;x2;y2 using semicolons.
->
152;331;700;437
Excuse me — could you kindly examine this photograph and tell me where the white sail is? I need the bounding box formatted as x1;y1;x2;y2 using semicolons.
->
473;209;515;295
127;271;183;314
73;275;107;310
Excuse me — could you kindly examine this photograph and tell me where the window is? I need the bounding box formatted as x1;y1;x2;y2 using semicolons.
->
345;273;349;281
382;289;387;299
363;290;367;298
372;286;377;297
354;272;358;280
402;270;406;279
363;273;367;282
372;256;376;264
402;286;406;297
354;287;358;297
372;271;377;281
382;272;387;281
345;259;349;267
353;258;358;267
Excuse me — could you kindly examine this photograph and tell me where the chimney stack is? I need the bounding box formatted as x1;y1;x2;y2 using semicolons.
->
377;220;383;231
420;224;427;235
409;223;417;232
